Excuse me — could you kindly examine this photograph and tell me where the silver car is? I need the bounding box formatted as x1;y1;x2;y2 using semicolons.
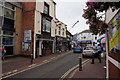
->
82;47;93;57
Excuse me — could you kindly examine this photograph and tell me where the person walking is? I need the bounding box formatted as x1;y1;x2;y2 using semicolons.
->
0;44;6;61
91;42;98;64
97;44;102;63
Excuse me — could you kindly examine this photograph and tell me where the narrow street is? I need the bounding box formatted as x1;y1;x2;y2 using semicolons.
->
7;52;87;78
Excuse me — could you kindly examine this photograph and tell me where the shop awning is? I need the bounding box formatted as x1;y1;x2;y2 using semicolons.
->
78;40;92;43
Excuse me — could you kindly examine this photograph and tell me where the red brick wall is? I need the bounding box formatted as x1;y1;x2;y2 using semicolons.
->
21;2;36;55
108;60;120;79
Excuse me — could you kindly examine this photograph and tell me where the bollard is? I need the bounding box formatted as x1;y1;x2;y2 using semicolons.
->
31;54;33;64
79;57;82;71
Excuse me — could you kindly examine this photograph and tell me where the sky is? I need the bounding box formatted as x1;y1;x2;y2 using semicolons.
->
54;0;89;35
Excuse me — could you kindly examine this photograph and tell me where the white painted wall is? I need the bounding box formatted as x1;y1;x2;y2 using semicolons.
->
35;0;56;36
78;32;98;43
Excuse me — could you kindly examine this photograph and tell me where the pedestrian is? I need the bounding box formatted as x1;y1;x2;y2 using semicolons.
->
91;42;98;64
96;44;102;63
0;44;6;61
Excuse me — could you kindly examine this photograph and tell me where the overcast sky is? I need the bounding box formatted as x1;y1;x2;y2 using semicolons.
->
54;0;89;35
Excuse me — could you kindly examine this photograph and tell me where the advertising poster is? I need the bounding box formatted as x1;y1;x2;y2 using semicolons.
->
108;11;120;54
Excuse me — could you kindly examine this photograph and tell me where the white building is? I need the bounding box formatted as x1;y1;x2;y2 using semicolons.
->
77;30;98;47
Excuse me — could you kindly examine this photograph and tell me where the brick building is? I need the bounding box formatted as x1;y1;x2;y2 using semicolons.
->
21;0;57;58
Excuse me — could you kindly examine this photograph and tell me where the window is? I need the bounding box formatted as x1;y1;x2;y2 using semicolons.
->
0;6;3;16
46;19;51;32
3;36;13;45
0;1;3;5
84;36;86;39
3;17;14;29
4;8;15;20
59;27;61;35
44;3;49;15
3;30;14;35
55;29;57;34
62;28;64;36
42;17;51;33
0;16;3;27
5;3;15;10
42;17;46;31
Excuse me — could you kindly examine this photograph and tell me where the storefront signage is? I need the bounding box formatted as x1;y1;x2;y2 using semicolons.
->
24;30;32;42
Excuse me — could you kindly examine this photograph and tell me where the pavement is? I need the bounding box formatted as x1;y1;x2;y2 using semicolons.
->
2;50;72;77
69;57;106;79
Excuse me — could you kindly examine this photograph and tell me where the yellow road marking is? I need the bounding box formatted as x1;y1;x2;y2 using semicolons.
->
59;59;90;80
2;51;72;79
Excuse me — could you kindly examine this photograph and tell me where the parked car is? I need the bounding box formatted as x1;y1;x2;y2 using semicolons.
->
73;46;83;53
82;47;93;57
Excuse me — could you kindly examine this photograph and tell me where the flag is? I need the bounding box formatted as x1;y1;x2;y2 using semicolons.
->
72;20;79;28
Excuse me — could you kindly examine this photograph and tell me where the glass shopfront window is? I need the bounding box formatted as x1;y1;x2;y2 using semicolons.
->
3;36;13;45
3;30;14;35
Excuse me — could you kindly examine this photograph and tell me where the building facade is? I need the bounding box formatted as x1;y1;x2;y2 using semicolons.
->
22;0;57;58
105;8;120;78
0;1;22;56
55;19;67;53
77;29;98;48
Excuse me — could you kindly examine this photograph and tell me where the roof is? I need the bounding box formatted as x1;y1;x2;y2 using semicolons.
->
79;29;92;34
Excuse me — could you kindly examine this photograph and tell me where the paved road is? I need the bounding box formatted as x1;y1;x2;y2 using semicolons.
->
8;52;87;78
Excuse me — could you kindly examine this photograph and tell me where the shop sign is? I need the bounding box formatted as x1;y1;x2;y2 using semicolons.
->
24;30;32;42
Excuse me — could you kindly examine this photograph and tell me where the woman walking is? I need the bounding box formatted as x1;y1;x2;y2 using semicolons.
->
0;44;6;61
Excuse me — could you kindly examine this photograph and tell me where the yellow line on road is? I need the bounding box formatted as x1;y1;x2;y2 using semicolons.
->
2;51;72;79
59;59;89;80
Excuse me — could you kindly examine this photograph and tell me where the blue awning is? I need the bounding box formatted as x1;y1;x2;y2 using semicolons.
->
78;40;92;43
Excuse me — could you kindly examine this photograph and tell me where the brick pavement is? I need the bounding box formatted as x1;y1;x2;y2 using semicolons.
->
2;50;72;76
70;58;106;78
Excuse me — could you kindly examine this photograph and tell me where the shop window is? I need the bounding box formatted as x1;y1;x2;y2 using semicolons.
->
4;8;15;20
4;46;13;55
44;3;49;15
3;36;13;45
3;30;14;35
3;17;14;29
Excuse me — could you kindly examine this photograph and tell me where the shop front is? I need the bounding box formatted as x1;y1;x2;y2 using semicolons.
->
35;34;55;57
56;36;67;53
